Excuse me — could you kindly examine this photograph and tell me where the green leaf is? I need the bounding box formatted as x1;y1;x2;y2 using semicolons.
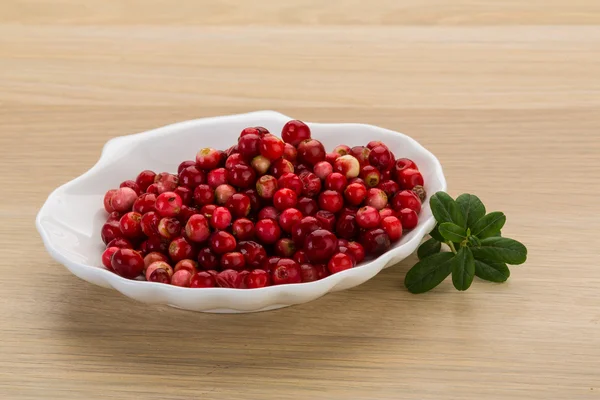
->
474;260;510;283
452;247;475;291
456;194;486;228
417;238;442;260
472;237;527;265
438;222;468;243
429;224;445;242
430;192;466;228
468;235;482;247
404;252;455;294
471;212;506;239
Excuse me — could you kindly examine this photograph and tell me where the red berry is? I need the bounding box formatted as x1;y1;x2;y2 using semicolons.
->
190;271;217;288
291;216;322;246
136;170;156;192
178;166;205;189
246;269;271;288
143;252;168;271
225;153;247;170
178;160;196;174
349;177;366;186
220;252;246;271
278;208;303;233
215;269;245;288
169;236;197;262
207;168;229;188
263;256;281;273
299;171;322;197
392;190;422;213
304;229;337;263
350;146;371;167
146;183;160;195
133;193;156;214
347;242;365;264
344;182;367;206
120;180;140;195
275;238;296;257
356;206;381;229
283;143;297;162
101;220;123;244
178;204;198;223
313;161;333;181
138;210;161;235
367;140;387;150
295;163;310;175
365;188;388;210
278;173;303;196
256;175;278;199
260;134;285;161
210;206;232;230
361;228;391;255
196;147;221;170
318;190;343;213
269;158;295;178
251;155;271;175
398;208;419;230
119;212;143;238
325;152;340;164
379;208;395;219
197;247;220;270
255;219;281;244
360;165;381;188
297;139;326;166
281;120;311;146
145;261;173;283
111;248;144;279
293;250;309;265
272;258;302;285
397;168;424;190
273;188;298;211
153;172;179;193
327;253;354;274
333;144;351;156
335;214;359;241
171;269;193;287
238;241;267;268
184;214;210;243
214;184;236;205
228;164;256;188
314;210;336;231
238;133;261;159
377;180;400;198
107;237;133;249
232;218;255;241
142;236;169;254
240;127;261;138
300;264;319;282
324;172;347;193
200;204;217;219
393;158;418;178
368;145;394;171
103;190;117;213
174;186;193;206
174;259;199;274
110;187;138;213
334;155;360;178
155;192;182;217
193;184;214;206
209;231;237;254
102;247;119;270
381;216;403;242
106;211;121;223
242;189;262;211
297;197;318;216
257;206;279;221
157;217;182;240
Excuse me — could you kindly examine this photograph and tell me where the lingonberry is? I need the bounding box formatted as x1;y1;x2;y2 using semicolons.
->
356;206;381;229
324;172;347;193
300;264;319;282
106;211;122;223
360;165;381;188
255;219;281;244
220;252;246;271
377;180;400;198
297;138;326;167
328;253;354;274
335;214;359;240
238;241;267;268
174;186;193;206
274;238;295;258
272;258;302;285
256;175;278;199
344;182;367;206
120;180;140;195
347;242;365;264
110;187;138;213
350;146;371;167
184;214;210;243
169;236;197;262
273;188;298;211
136;170;156;192
171;269;193;287
334;155;360;178
251;155;271;175
143;236;169;254
281;120;311;146
193;184;214;206
119;212;143;238
325;152;340;164
178;166;205;189
226;144;240;157
178;160;196;174
368;145;394;171
278;173;303;196
101;220;123;244
154;172;179;193
263;256;281;272
304;229;338;263
397;168;424;190
143;252;169;271
333;144;351;156
107;237;133;249
297;196;318;216
349;177;366;186
381;168;393;181
102;247;119;270
313;161;333;181
412;185;427;202
367;140;387;150
260;134;285;161
209;231;237;254
200;204;217;219
146;183;160;195
379;208;395;219
243;188;262;211
210;206;232;230
111;248;144;279
398;208;419;230
190;271;217;288
196;147;222;170
392;190;422;213
293;250;309;265
365;188;388;210
337;238;349;249
146;261;173;283
207;167;229;188
314;210;336;231
232;218;255;240
278;208;303;233
213;184;235;205
155;191;182;217
318;190;343;213
393;158;418;177
197;247;220;270
299;171;322;197
315;264;330;279
178;205;199;224
215;269;245;288
283;143;297;162
174;259;199;274
229;164;256;188
291;216;322;246
361;228;391;255
246;269;270;288
295;163;310;175
340;206;359;217
257;206;279;221
223;194;250;219
240;127;261;138
381;216;403;242
133;193;156;214
238;133;261;159
269;158;295;178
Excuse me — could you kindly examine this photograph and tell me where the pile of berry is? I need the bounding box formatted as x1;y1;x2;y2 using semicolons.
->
101;120;425;288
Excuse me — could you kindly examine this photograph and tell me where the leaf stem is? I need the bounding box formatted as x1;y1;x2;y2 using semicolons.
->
447;241;457;254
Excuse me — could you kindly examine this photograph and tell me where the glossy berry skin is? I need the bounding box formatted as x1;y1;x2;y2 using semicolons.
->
278;173;303;196
365;188;388;210
398;208;419;230
145;261;173;283
379;208;395;219
381;216;403;242
324;172;347;193
328;253;354;274
257;206;279;221
190;271;217;288
356;206;381;229
347;242;365;264
215;269;246;288
297;139;326;166
295;163;310;175
238;241;267;268
313;161;333;181
326;152;340;164
344;182;367;206
184;214;210;243
178;205;199;224
333;144;351;156
240;127;261;138
120;180;141;195
197;247;220;270
393;158;418;177
278;208;303;233
209;231;237;254
377;180;400;199
232;218;255;241
207;168;228;188
174;259;199;274
291;216;322;246
272;258;302;285
238;133;261;159
246;269;271;288
136;170;157;192
297;197;318;216
360;165;381;188
333;155;360;179
273;188;298;211
256;175;278;199
293;250;309;265
142;236;169;255
300;264;319;282
350;146;371;167
275;238;296;258
255;219;281;244
367;140;387;150
193;184;214;206
107;237;133;249
220;252;246;271
210;206;232;230
143;252;169;271
111;248;144;279
146;183;160;195
283;143;297;162
303;229;338;263
335;214;359;241
214;184;236;205
269;158;295;178
133;193;156;214
102;247;119;270
299;171;322;197
225;153;247;170
392;190;422;213
106;211;121;223
196;147;221;170
260;135;285;161
281;120;311;146
110;187;138;213
177;160;196;175
368;145;394;171
314;210;336;232
263;256;281;273
171;269;193;287
153;172;179;193
155;192;183;217
228;164;257;189
101;220;123;244
174;186;193;206
103;189;117;213
361;228;391;255
243;189;262;212
251;155;271;175
119;212;143;238
397;168;424;190
318;190;343;213
169;236;197;263
177;166;204;189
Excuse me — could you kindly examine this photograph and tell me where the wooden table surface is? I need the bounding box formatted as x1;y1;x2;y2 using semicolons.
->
2;1;600;399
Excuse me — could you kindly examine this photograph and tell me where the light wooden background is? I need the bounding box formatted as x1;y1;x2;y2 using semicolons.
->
1;1;600;399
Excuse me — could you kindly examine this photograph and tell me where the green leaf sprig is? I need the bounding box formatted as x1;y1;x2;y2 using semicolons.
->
404;192;527;294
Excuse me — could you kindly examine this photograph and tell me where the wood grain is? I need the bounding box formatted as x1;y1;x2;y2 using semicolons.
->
1;1;600;399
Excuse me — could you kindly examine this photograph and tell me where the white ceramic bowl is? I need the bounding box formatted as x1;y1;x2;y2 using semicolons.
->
36;111;446;313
